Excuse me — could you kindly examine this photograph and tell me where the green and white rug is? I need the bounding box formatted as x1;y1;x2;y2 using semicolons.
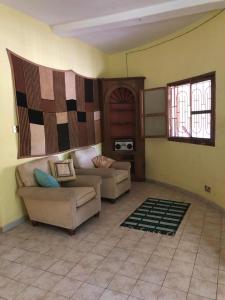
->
121;198;190;236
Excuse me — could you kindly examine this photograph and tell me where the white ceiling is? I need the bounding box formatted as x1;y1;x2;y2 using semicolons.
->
1;0;225;53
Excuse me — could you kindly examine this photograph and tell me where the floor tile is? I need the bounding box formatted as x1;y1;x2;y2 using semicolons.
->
33;271;63;291
31;254;58;271
0;258;24;278
153;245;175;259
163;271;191;292
0;276;26;299
47;259;74;276
116;239;137;250
109;274;137;295
131;280;161;299
192;265;218;283
98;257;124;274
217;284;225;300
218;269;225;285
53;277;82;298
118;261;144;279
80;253;105;268
91;243;113;257
86;269;114;288
43;292;68;300
1;247;26;261
15;286;46;300
72;282;104;300
177;240;199;253
168;259;194;276
100;289;128;300
15;265;44;284
189;277;217;299
108;247;131;261
173;249;196;263
0;182;225;300
195;253;219;270
187;293;212;300
147;255;171;271
140;266;166;285
127;251;150;266
157;287;187;300
67;263;96;281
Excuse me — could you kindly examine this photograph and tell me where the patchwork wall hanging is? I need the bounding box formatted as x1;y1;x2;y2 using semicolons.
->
8;50;101;158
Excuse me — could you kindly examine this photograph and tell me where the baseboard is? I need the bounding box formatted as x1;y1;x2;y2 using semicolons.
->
147;178;225;214
0;216;27;233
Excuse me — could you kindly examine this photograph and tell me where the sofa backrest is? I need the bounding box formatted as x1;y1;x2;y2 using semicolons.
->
17;156;57;187
71;146;97;169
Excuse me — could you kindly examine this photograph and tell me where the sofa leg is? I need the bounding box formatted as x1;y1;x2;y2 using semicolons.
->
31;220;38;227
95;212;100;217
109;199;116;204
68;228;76;236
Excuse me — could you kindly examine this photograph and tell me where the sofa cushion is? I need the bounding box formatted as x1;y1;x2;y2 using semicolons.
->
72;147;97;169
34;168;60;188
17;157;53;187
115;170;129;184
92;155;115;168
49;159;76;181
75;187;96;208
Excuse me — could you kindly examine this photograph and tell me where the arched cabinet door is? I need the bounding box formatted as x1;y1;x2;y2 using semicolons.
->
99;77;145;181
107;87;136;139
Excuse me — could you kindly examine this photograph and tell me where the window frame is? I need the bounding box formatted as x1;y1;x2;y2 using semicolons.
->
167;72;216;146
144;87;167;138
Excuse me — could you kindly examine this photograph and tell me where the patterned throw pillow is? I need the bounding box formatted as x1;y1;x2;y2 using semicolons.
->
49;159;76;182
92;155;115;168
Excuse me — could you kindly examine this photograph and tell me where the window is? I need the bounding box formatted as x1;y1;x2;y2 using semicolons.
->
144;88;167;138
168;72;215;146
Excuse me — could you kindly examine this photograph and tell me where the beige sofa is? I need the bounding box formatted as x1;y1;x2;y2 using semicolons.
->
16;156;101;234
71;147;131;202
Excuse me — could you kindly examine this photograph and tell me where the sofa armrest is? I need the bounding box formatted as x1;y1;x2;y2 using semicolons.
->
62;175;101;203
62;175;101;189
17;187;78;202
75;168;116;178
111;161;131;171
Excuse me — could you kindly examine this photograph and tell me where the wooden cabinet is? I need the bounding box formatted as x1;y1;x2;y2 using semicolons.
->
99;77;145;181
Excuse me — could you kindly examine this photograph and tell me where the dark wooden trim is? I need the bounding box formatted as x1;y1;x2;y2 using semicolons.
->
100;76;145;81
145;113;166;117
167;72;216;87
144;87;166;92
167;72;216;147
146;135;167;138
168;137;215;146
191;110;211;115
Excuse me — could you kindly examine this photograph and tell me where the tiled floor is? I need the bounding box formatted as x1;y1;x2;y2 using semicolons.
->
0;181;225;300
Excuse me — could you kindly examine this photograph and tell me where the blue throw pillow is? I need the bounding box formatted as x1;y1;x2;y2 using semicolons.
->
33;168;60;188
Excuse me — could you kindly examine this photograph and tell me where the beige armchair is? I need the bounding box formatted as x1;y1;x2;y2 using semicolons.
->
16;156;101;234
70;147;131;202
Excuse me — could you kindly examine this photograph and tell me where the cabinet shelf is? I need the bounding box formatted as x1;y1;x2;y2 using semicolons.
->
111;109;135;112
111;122;134;125
113;150;136;154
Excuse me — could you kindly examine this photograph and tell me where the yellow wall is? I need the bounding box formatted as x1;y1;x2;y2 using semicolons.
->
1;4;225;229
0;4;107;228
106;10;225;209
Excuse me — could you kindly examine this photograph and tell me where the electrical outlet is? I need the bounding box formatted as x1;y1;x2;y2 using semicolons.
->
205;185;211;193
12;125;18;133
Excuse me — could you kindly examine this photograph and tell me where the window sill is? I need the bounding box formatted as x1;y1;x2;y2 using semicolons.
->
168;137;215;147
